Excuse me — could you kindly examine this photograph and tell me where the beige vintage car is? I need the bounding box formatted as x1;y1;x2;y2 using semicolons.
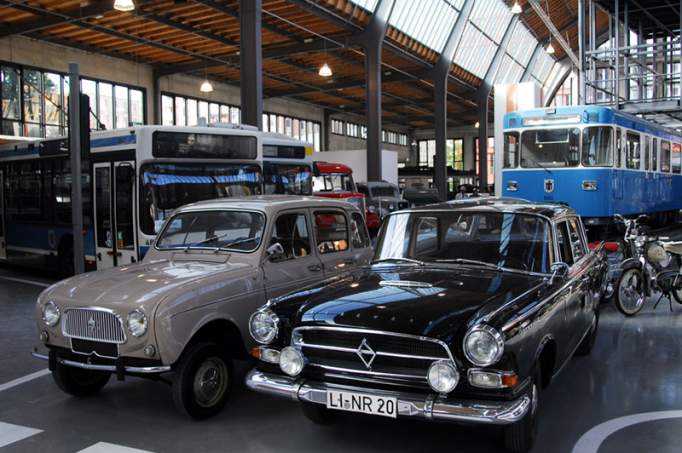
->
32;195;373;419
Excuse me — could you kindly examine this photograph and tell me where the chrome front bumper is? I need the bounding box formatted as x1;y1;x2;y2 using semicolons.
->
32;352;171;374
245;369;531;426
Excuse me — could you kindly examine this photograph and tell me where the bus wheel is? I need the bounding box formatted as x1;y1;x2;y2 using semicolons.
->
58;239;75;277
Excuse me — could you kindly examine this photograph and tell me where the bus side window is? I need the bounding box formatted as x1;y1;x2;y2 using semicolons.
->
616;129;622;168
661;141;671;172
652;138;658;171
644;136;650;171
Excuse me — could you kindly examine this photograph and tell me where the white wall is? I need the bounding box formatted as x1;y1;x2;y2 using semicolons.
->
314;149;399;185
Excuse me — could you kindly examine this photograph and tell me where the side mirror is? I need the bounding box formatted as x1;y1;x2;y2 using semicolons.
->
266;242;285;261
549;262;570;284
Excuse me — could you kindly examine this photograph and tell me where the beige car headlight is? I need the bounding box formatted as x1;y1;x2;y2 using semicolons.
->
127;309;148;337
42;301;60;327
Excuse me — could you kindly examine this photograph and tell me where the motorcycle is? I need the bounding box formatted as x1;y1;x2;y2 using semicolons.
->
615;214;682;316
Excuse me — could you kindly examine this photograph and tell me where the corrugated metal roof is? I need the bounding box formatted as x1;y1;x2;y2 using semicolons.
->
494;55;524;84
507;21;537;67
388;0;461;54
469;0;513;44
453;22;497;79
533;51;556;84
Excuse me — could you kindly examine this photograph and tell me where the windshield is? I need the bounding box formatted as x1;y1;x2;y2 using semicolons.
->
371;186;399;198
156;210;265;252
374;211;552;273
140;163;263;235
313;174;355;192
521;128;580;168
264;163;312;195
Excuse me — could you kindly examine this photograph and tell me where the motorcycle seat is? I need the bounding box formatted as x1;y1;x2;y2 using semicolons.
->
662;242;682;255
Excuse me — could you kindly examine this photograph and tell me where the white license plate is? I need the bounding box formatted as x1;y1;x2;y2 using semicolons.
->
326;390;397;418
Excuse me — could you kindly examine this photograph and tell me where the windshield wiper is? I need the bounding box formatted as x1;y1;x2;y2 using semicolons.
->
184;234;259;252
373;257;425;266
433;258;502;270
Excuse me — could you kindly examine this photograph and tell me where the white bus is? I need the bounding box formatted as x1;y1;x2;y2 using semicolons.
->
0;124;313;273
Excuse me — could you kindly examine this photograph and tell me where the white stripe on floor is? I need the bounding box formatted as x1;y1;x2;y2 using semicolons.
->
0;369;50;393
78;442;155;453
0;422;42;448
0;275;51;288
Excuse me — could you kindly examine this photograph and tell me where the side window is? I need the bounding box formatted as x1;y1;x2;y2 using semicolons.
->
644;136;650;171
350;212;370;249
625;132;641;169
414;216;439;256
314;211;348;254
652;138;658;171
616;129;622;167
673;143;681;173
270;212;311;261
661;141;671;172
567;218;586;261
503;132;519;168
555;221;574;266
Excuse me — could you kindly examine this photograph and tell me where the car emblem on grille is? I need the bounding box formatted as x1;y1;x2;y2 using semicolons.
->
356;338;377;369
87;316;96;333
544;179;555;193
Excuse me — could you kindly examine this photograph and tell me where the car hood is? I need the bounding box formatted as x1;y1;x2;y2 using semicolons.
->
283;265;544;341
42;256;252;312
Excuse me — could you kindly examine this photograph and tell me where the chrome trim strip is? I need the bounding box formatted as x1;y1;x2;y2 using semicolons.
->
297;341;447;361
245;369;531;426
306;362;426;380
31;352;171;374
292;325;455;364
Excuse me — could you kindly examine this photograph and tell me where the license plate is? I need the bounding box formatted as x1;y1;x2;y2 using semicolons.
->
326;390;397;418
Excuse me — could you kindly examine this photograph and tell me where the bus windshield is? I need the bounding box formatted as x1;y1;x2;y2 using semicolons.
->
140;162;263;235
313;174;355;192
520;128;580;168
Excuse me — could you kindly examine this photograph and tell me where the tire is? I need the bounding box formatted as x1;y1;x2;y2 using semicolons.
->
503;371;539;453
301;402;338;425
616;268;646;316
576;309;599;356
51;362;111;397
672;287;682;305
172;342;233;420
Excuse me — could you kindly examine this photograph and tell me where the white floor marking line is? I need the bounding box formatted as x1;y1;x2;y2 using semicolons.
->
78;442;155;453
0;275;51;288
0;369;50;393
0;422;42;448
572;410;682;453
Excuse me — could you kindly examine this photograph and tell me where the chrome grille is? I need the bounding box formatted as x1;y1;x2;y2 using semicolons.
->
292;326;452;382
62;308;126;344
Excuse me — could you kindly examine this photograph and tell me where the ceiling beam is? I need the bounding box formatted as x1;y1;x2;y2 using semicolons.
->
134;9;239;48
527;0;581;67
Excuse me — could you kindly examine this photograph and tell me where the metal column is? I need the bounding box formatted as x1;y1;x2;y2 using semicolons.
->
431;0;474;201
578;0;586;103
240;0;263;129
614;0;620;107
68;63;84;275
363;0;395;182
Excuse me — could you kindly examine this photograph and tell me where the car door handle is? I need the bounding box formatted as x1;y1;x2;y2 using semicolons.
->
308;264;322;272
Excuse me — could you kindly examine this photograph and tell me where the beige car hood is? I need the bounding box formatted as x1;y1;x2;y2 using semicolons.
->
44;257;252;312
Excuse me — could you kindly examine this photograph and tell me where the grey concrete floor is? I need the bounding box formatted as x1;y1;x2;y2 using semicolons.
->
1;265;682;453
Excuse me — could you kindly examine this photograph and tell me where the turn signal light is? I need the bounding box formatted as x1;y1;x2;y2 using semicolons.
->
250;347;261;359
501;373;518;387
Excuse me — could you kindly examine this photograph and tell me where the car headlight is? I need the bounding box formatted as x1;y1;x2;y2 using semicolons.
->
42;301;60;327
279;346;305;376
427;360;459;393
126;309;148;337
463;325;504;367
249;309;279;344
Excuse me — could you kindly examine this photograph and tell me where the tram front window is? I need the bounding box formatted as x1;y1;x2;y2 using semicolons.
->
140;163;263;235
520;128;580;168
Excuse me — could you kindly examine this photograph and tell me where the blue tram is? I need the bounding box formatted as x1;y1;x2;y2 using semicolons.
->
501;105;682;227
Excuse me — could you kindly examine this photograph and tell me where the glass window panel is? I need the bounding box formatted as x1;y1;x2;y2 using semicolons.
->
175;96;186;126
1;67;21;120
23;69;42;124
130;89;144;125
507;22;536;67
187;98;198;126
300;120;307;141
115;85;129;129
388;0;460;54
46;125;61;138
43;73;62;126
81;79;98;129
262;113;269;131
277;115;285;134
230;106;240;124
198;101;208;124
470;0;512;44
162;95;174;126
453;24;498;78
209;102;219;124
314;123;321;151
220;105;230;123
99;82;113;130
293;119;299;138
307;121;314;144
285;117;293;137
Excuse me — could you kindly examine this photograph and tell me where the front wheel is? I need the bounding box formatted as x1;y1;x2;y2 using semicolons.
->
51;363;111;397
672;283;682;305
172;342;233;420
503;376;539;452
616;268;646;316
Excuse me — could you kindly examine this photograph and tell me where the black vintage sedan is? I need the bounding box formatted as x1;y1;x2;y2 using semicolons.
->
246;199;607;452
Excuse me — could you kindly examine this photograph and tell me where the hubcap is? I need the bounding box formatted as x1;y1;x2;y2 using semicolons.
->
619;270;645;314
193;357;228;408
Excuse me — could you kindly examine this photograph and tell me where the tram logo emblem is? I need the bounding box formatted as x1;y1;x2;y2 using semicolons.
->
544;179;555;193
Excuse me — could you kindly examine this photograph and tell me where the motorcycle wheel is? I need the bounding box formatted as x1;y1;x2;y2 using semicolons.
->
616;268;646;316
672;287;682;305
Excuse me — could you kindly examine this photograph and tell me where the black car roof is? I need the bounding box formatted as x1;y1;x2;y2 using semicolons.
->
404;197;575;219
